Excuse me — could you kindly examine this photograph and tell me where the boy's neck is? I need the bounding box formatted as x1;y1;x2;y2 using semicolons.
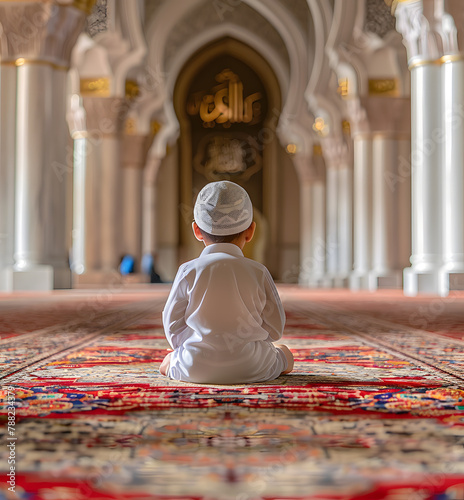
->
203;240;245;250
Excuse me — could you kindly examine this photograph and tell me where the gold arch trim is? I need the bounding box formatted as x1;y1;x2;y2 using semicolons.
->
1;58;69;71
408;59;436;71
440;54;464;65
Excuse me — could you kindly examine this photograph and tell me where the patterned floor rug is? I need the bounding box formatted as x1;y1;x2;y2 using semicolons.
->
1;288;464;499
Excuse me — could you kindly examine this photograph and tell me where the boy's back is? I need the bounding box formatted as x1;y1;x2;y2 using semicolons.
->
162;242;286;384
160;181;293;384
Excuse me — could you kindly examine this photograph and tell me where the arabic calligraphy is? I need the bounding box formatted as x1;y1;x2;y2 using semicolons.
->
187;69;262;126
193;133;263;182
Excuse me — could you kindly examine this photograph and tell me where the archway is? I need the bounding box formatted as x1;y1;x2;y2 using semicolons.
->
169;37;299;278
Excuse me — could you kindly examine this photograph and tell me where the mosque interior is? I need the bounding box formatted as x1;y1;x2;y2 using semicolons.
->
1;0;464;499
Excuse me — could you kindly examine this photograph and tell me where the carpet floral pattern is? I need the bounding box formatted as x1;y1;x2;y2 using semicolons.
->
1;289;464;499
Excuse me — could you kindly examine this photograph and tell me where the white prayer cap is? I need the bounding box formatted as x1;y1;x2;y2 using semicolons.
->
194;181;253;236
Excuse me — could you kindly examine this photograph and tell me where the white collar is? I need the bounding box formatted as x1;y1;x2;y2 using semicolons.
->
200;243;244;258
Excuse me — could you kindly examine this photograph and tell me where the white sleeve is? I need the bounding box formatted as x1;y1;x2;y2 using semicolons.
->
162;264;190;349
261;269;285;341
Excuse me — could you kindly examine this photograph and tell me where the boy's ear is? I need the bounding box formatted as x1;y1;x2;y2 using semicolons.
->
245;221;256;243
192;222;204;242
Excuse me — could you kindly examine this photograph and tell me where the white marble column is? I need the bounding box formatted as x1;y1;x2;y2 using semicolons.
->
324;164;338;286
83;129;102;273
0;65;16;291
13;63;71;289
350;136;372;290
0;1;95;290
298;148;327;287
100;134;122;271
293;153;325;286
122;168;143;261
299;179;312;286
79;97;129;280
396;138;412;275
67;91;88;276
439;56;464;294
72;0;147;285
72;134;87;276
394;0;445;295
322;138;350;288
121;134;150;268
142;156;162;260
307;178;327;286
337;163;353;286
403;62;443;295
368;135;404;289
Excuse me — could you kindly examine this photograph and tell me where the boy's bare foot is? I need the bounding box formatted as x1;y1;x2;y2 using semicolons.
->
159;352;172;376
275;344;294;375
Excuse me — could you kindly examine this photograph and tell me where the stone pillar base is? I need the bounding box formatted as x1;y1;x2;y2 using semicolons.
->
72;270;123;288
320;276;336;288
349;272;369;291
122;273;150;285
367;271;403;292
403;267;441;296
0;269;12;291
333;276;349;288
298;273;309;287
307;276;326;288
53;268;72;289
438;266;464;296
2;265;67;291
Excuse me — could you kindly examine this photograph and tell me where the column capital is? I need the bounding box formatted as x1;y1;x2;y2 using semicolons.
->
394;0;461;66
73;0;146;98
0;1;95;66
345;94;411;138
345;98;370;137
292;154;320;184
321;137;350;169
394;0;437;63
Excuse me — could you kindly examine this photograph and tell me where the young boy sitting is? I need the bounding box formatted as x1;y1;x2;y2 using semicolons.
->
160;181;294;384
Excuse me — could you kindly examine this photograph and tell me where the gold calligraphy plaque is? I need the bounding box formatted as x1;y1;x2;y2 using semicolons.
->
188;69;262;126
368;78;399;96
80;77;110;97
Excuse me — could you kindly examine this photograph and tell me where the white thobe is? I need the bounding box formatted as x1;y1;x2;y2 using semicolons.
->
162;243;287;384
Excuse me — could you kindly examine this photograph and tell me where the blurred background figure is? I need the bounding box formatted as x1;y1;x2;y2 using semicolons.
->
141;253;163;284
119;255;135;275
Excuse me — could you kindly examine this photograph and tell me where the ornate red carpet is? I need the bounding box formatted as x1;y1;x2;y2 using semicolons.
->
1;287;464;499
